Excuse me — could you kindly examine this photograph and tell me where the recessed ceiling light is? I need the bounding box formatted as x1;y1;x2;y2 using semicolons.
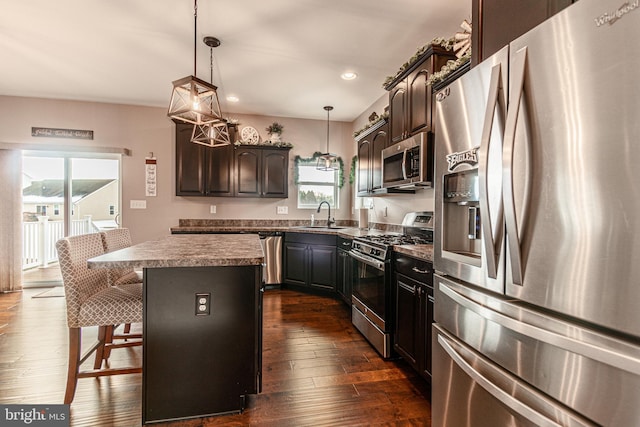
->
226;95;239;102
341;72;358;81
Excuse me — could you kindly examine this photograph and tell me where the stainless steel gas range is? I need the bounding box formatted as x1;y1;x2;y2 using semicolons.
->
350;212;433;358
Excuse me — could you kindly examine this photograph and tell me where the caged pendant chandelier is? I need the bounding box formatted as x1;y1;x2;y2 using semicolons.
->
167;0;227;130
317;106;339;171
190;36;231;146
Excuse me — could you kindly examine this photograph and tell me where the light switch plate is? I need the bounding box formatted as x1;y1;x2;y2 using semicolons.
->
130;200;146;209
210;205;216;214
277;206;288;214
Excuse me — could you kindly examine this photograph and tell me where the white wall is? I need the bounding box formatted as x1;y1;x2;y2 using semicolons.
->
0;96;358;243
1;93;431;244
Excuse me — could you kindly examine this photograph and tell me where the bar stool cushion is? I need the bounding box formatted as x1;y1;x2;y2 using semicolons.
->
77;285;142;327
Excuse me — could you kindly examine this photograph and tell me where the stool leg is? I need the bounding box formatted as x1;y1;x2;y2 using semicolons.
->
102;325;115;362
93;326;108;369
64;328;81;404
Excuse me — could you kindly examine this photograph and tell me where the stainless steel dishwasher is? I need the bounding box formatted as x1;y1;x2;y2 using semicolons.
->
258;232;283;284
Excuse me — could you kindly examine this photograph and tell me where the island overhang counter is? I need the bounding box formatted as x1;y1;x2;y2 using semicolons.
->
88;234;264;424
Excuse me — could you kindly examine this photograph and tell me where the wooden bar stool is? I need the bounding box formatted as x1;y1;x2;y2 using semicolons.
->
100;228;143;345
100;228;142;287
56;233;142;404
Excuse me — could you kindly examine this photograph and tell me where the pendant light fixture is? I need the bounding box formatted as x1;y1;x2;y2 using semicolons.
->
190;36;231;146
167;0;226;127
317;106;339;171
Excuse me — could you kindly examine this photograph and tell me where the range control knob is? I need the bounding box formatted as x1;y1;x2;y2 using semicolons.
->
374;250;382;256
370;248;376;255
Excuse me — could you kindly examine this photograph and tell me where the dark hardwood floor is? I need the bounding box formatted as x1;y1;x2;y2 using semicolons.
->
0;288;432;426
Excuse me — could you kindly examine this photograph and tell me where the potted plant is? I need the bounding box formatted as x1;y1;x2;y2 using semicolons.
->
266;122;284;143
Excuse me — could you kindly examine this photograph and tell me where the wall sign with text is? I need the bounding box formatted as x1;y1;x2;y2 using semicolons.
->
145;155;157;197
31;127;94;140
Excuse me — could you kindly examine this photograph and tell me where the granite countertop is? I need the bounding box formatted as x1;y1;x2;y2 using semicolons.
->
88;234;264;269
393;244;434;262
170;220;433;262
170;225;394;238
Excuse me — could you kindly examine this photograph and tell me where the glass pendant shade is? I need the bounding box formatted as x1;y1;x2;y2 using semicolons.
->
191;120;231;147
317;105;339;171
317;153;338;171
168;75;225;125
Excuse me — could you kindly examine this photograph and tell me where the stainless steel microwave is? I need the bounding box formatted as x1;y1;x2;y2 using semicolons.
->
381;132;433;189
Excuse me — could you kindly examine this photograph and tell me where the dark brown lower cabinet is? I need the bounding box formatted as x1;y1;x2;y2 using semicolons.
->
394;253;434;383
283;233;337;294
336;236;354;305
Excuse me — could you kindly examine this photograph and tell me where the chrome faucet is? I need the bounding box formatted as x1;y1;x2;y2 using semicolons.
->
317;201;335;227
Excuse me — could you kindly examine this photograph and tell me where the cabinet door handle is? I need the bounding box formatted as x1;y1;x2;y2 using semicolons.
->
411;267;430;275
401;148;409;180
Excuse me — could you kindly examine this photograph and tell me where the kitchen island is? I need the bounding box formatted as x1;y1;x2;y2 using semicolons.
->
88;234;264;424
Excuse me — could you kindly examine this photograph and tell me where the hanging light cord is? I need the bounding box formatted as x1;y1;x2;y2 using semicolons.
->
326;108;330;152
193;0;198;76
210;45;213;84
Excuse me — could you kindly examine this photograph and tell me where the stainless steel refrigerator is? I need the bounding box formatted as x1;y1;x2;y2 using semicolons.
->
432;0;640;425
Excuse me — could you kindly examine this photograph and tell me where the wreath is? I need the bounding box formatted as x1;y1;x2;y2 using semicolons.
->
294;152;345;189
349;156;357;185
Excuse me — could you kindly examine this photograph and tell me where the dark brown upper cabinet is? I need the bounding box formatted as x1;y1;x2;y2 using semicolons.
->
356;136;371;196
175;122;234;197
471;0;576;66
356;120;389;196
370;123;388;192
385;46;456;145
235;146;289;198
175;123;290;198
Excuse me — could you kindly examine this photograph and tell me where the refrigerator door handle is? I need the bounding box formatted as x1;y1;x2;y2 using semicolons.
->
503;47;528;285
439;280;640;376
478;63;505;279
437;333;564;427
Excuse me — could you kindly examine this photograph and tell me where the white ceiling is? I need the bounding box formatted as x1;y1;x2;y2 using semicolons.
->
0;0;470;122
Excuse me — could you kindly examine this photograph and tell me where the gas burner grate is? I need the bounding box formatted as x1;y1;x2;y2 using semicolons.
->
355;234;431;247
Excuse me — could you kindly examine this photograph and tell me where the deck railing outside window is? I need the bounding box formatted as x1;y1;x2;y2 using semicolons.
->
22;216;94;269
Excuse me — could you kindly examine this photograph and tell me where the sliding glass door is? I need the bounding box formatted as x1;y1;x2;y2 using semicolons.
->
22;153;120;286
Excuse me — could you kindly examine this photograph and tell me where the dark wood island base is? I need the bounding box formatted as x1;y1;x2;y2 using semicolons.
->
88;234;264;425
143;265;262;424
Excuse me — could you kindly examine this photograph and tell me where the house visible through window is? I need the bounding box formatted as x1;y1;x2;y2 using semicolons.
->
36;205;47;216
297;159;339;209
54;205;60;215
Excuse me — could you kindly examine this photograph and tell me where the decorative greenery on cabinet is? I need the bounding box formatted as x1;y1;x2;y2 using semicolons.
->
382;37;456;89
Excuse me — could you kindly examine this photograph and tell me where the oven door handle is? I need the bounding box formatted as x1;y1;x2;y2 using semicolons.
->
349;250;385;270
